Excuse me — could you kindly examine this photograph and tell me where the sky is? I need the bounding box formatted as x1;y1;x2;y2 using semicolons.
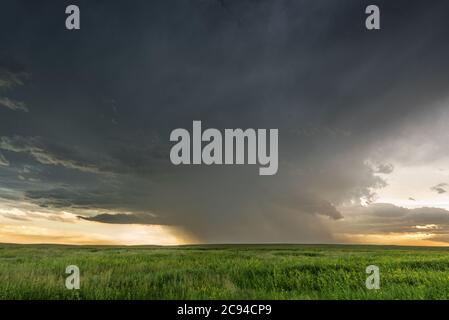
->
1;0;449;246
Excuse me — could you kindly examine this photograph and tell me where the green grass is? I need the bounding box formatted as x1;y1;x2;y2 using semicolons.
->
1;243;449;299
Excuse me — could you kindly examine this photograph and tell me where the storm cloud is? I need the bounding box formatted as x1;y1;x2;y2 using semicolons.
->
1;0;449;243
0;61;29;112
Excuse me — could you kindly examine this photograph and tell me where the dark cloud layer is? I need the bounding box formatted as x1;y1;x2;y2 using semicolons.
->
1;0;449;242
0;61;29;112
338;204;449;243
79;212;159;225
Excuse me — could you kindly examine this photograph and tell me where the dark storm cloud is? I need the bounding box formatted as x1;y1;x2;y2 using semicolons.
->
0;62;28;89
1;0;449;242
0;97;28;112
0;152;9;167
78;212;160;224
0;61;29;112
0;136;103;173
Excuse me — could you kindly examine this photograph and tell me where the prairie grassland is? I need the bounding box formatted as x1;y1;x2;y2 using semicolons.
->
0;244;449;299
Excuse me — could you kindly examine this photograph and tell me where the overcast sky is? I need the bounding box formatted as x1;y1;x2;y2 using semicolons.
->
1;0;449;245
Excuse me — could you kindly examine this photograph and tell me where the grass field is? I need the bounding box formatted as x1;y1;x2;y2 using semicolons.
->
1;243;449;299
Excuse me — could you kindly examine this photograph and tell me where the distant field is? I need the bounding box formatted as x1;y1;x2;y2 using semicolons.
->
1;244;449;299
